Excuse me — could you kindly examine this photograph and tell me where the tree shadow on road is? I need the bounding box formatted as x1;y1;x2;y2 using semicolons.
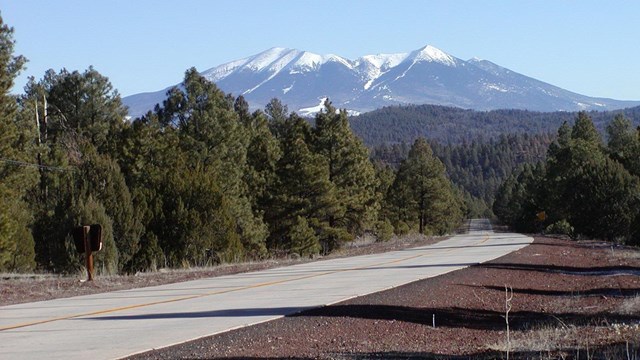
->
291;304;640;331
478;262;640;276
83;306;309;321
472;284;640;298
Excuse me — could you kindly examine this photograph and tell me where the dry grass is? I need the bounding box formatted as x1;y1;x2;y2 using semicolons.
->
620;295;640;315
1;273;61;280
488;324;640;358
487;325;581;353
614;247;640;261
485;289;640;357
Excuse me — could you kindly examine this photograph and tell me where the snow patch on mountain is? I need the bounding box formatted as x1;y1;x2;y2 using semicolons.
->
360;53;409;69
298;97;329;116
243;47;292;71
412;45;457;66
265;49;302;72
363;78;376;90
203;47;301;82
293;52;325;71
289;52;353;72
485;83;509;92
202;58;246;82
297;97;360;117
358;53;409;90
282;83;294;94
243;73;276;94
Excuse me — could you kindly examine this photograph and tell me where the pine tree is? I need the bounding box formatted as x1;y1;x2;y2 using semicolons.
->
160;164;242;266
265;98;289;139
572;111;602;146
312;100;378;237
157;68;268;257
119;110;247;267
607;114;640;177
265;114;343;254
37;67;127;158
118;113;182;268
0;15;37;271
567;157;640;242
387;138;463;235
243;110;282;215
289;216;321;257
544;122;573;226
30;166;78;272
493;173;518;225
234;95;251;125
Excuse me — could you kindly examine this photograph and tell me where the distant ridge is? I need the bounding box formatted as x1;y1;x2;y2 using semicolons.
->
123;45;640;118
349;104;640;146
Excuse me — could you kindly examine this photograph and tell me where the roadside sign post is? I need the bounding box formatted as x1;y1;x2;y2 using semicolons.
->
535;211;547;234
72;224;103;281
84;226;94;281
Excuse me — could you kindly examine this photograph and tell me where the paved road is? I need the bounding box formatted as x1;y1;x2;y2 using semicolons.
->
0;219;532;359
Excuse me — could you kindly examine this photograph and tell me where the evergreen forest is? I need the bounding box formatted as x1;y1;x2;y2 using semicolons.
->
370;133;553;218
493;112;640;245
0;16;464;274
351;102;640;220
350;103;640;146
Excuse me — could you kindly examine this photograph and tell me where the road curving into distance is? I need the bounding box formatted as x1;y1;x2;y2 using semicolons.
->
0;219;532;359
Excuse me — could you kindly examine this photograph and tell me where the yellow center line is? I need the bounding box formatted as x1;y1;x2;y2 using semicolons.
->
480;233;491;244
1;232;492;332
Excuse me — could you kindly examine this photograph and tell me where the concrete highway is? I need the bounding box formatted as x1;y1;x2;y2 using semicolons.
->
0;219;532;359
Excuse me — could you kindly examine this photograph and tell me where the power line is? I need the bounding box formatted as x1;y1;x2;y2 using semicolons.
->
0;158;74;172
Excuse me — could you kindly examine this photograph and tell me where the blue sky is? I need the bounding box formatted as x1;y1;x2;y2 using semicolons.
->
4;0;639;100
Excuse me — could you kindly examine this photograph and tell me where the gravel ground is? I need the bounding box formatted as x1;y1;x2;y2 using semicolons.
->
124;237;640;360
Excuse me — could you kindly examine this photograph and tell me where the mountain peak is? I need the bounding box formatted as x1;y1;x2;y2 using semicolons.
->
411;45;457;66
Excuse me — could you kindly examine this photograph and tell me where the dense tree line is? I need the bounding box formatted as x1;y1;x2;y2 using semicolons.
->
371;133;553;218
350;103;640;146
494;112;640;244
359;104;640;221
0;15;464;273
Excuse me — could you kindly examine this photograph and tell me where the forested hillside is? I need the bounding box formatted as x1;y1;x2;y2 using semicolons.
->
370;133;553;218
357;104;640;218
350;104;640;146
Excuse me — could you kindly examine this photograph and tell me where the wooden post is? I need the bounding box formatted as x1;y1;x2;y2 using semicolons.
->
83;226;94;281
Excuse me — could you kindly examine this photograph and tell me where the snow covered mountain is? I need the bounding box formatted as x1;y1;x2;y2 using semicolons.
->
123;45;640;117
